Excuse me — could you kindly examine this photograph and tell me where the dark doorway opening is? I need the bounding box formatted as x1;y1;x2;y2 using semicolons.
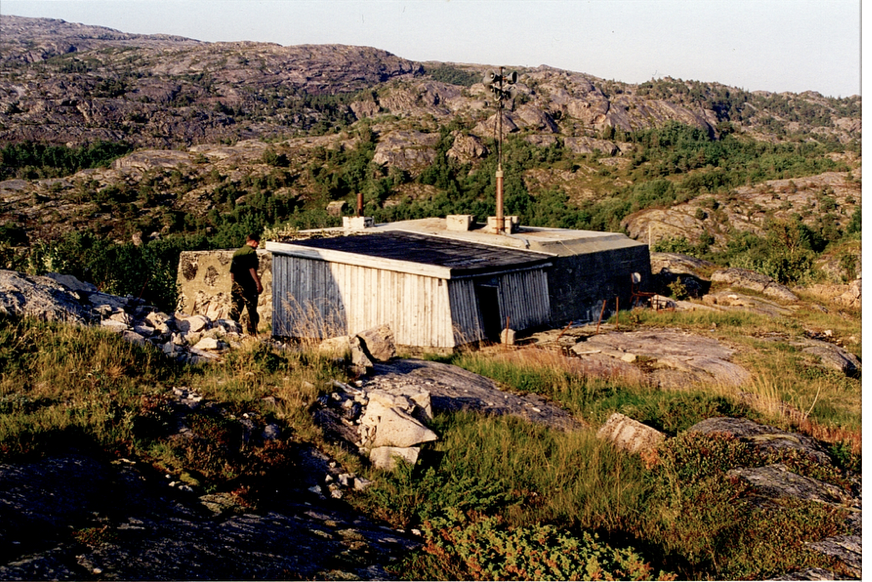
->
475;283;502;341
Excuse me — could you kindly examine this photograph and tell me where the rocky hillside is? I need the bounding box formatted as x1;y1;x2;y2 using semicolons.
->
0;15;862;292
0;15;860;149
0;266;862;580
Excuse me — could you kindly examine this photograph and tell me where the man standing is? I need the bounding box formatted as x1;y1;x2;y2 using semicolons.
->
229;233;263;336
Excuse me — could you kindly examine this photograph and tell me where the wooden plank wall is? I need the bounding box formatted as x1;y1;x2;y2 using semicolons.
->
447;279;487;345
273;255;457;348
273;255;551;348
497;269;551;330
272;253;348;338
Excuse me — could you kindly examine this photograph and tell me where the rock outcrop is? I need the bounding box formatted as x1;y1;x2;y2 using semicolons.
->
0;270;92;324
688;417;833;464
711;267;798;302
572;328;751;388
596;413;665;454
0;269;248;363
688;417;861;579
805;279;862;310
649;252;714;297
0;451;418;581
372;131;440;172
622;171;861;254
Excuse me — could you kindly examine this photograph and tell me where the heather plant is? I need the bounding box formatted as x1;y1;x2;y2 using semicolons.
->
401;507;674;581
640;432;851;579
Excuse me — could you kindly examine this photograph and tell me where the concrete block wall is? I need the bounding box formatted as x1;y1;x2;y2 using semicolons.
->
176;250;273;332
546;245;652;324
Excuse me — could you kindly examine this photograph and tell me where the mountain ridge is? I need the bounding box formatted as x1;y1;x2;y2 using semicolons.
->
0;15;860;151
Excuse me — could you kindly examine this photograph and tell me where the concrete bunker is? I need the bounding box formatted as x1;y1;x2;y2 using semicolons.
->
265;217;651;348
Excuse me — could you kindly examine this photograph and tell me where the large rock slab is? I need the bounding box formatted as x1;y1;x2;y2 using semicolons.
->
650;252;716;279
365;359;585;432
44;272;99;294
447;133;488;163
579;329;751;387
0;452;418;580
728;463;851;506
371;131;439;172
702;291;797;318
0;270;90;323
688;417;832;465
804;536;862;578
650;252;714;297
793;338;861;377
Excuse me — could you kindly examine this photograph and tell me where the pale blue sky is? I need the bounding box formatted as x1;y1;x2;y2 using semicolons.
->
1;0;862;97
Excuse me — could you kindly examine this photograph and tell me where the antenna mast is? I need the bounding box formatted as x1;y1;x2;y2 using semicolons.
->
484;67;517;234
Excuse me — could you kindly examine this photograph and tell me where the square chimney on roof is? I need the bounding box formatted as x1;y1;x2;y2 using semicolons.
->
446;214;474;231
343;216;373;231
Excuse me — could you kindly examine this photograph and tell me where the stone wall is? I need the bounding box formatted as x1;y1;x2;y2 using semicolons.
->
176;250;273;332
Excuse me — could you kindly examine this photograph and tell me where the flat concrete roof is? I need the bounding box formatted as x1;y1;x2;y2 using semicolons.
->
374;218;647;257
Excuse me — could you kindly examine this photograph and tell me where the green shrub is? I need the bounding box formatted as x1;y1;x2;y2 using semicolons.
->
426;65;481;87
652;236;697;256
400;508;672;581
0;140;132;180
667;277;690;300
828;440;861;474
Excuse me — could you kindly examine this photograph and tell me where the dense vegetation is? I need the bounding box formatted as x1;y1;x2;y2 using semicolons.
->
381;121;849;232
0;140;132;180
425;64;482;87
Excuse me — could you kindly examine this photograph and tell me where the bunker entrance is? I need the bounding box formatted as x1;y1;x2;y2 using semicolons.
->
475;283;503;342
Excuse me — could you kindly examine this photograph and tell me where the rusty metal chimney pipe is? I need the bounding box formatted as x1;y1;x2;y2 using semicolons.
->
356;192;363;217
495;165;504;234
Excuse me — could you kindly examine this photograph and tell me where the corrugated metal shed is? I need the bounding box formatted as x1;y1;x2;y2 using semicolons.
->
266;232;553;348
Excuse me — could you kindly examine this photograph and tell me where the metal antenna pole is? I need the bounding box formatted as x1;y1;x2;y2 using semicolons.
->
495;66;504;234
484;66;515;235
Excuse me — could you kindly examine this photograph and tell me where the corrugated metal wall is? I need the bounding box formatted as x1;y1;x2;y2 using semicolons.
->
272;254;551;348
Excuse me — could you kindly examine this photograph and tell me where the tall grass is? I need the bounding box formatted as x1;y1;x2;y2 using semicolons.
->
0;313;351;477
0;314;174;458
445;348;748;433
359;329;859;579
607;307;862;438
